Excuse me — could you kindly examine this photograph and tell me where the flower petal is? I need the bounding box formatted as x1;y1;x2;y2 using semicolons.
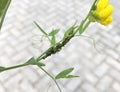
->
100;16;113;26
97;5;114;19
97;0;109;11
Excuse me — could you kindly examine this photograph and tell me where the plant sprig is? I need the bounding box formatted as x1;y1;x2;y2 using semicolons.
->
0;0;98;92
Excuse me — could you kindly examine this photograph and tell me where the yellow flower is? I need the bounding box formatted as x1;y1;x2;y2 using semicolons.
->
96;5;114;19
99;16;113;26
97;0;109;11
89;0;114;26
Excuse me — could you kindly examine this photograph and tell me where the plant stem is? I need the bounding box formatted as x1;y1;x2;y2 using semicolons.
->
83;20;91;31
1;63;28;72
37;65;62;92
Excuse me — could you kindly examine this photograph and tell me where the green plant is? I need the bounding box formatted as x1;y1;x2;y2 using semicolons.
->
0;0;114;92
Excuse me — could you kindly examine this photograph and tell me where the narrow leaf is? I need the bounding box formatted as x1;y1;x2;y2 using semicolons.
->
64;26;75;37
0;0;11;30
64;22;77;37
79;20;84;34
25;57;36;64
25;57;45;66
49;29;60;36
51;35;56;46
65;75;79;78
49;29;59;46
34;21;48;36
55;68;74;79
36;62;45;66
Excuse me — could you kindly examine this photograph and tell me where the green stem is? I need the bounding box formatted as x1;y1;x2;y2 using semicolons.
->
75;0;97;34
36;47;52;61
83;0;97;22
1;63;28;72
83;20;91;31
89;0;97;14
37;65;62;92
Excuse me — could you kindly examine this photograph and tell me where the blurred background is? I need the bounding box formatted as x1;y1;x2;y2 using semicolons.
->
0;0;120;92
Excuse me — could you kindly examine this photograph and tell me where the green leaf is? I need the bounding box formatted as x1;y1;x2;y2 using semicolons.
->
55;68;74;79
79;20;84;34
0;66;6;72
65;75;79;78
64;26;75;37
64;22;77;37
34;21;48;36
0;0;11;30
49;29;59;46
25;57;45;66
51;35;56;46
48;29;60;36
25;57;36;64
36;62;45;67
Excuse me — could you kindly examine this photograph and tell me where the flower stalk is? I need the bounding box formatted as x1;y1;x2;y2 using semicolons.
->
89;0;114;26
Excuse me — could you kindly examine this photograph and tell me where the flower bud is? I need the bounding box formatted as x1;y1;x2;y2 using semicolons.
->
100;16;113;26
97;0;109;11
97;5;114;19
